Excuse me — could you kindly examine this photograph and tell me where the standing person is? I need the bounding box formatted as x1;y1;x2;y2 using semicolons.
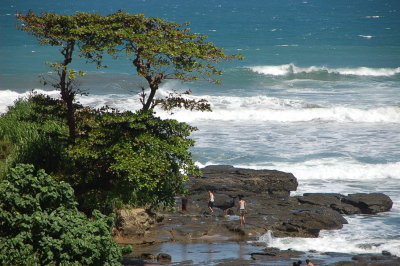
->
238;195;246;226
208;190;215;215
181;197;188;213
305;259;314;266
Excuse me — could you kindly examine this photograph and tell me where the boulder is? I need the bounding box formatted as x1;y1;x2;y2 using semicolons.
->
115;208;161;237
157;253;172;263
297;193;393;215
190;165;298;199
343;193;393;214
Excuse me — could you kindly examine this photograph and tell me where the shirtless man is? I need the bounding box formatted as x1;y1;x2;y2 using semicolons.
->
208;190;214;214
238;195;246;226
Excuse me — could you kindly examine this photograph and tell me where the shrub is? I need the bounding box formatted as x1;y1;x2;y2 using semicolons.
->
0;95;69;175
68;109;201;213
0;164;127;265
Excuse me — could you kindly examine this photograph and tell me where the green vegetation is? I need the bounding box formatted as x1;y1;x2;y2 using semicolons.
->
0;96;199;214
2;10;239;264
16;12;95;142
0;164;129;265
80;11;241;111
68;108;200;213
0;95;69;176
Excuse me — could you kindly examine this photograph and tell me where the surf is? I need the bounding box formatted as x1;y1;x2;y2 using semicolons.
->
250;64;400;78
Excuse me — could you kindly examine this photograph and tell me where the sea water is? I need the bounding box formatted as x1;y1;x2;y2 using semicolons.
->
1;0;400;260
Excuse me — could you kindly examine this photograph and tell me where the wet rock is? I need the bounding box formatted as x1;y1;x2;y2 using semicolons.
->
191;165;298;199
117;165;393;246
156;253;172;262
297;193;360;214
297;192;393;215
251;248;305;260
326;253;400;265
273;208;348;237
140;253;156;260
343;193;393;214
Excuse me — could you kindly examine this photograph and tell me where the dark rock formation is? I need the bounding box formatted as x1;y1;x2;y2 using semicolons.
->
251;248;305;260
194;165;298;199
326;251;400;266
296;193;393;215
118;165;393;256
343;193;393;214
156;253;172;263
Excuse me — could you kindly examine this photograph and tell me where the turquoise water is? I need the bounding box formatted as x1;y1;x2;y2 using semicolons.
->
1;0;400;262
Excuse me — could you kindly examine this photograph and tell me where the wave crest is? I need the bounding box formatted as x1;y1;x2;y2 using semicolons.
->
250;64;400;77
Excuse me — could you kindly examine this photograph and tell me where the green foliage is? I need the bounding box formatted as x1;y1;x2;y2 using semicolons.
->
15;11;102;141
68;109;201;213
0;164;126;265
77;10;242;111
0;95;69;175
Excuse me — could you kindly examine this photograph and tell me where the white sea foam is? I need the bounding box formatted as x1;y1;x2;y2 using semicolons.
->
358;35;374;39
259;217;400;256
157;97;400;123
250;64;400;77
0;89;60;114
3;88;399;124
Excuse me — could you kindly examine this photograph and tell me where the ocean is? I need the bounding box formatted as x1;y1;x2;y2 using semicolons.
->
1;0;400;262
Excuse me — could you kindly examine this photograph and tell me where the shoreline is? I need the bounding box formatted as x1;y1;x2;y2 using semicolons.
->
115;165;397;265
119;228;399;265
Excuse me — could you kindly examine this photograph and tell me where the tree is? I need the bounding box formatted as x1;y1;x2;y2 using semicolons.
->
16;11;101;142
67;109;200;213
0;164;128;265
82;11;241;111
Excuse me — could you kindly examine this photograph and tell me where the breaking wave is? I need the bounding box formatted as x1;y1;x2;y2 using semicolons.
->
250;64;400;77
2;89;399;124
158;94;400;123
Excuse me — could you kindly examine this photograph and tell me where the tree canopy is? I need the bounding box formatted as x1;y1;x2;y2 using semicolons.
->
16;11;98;141
83;11;241;111
16;10;241;115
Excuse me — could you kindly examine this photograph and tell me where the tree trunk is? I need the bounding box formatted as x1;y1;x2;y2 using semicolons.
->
59;41;76;142
143;84;157;111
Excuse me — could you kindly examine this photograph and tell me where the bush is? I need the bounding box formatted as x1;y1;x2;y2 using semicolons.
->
68;109;201;213
0;164;127;265
0;95;69;175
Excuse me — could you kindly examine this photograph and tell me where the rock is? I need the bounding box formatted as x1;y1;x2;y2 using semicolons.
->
117;165;393;253
140;253;156;260
191;165;298;199
297;193;393;215
251;248;305;260
275;208;348;237
157;253;172;262
326;253;400;265
297;193;360;214
343;193;393;214
115;208;162;237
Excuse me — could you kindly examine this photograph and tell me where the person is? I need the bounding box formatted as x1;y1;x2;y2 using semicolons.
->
291;260;302;266
238;195;246;226
181;197;188;212
208;190;214;215
305;259;314;266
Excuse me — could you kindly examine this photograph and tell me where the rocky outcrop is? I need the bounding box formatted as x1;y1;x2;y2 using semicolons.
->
118;165;392;241
114;208;163;238
296;193;393;215
192;165;298;199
